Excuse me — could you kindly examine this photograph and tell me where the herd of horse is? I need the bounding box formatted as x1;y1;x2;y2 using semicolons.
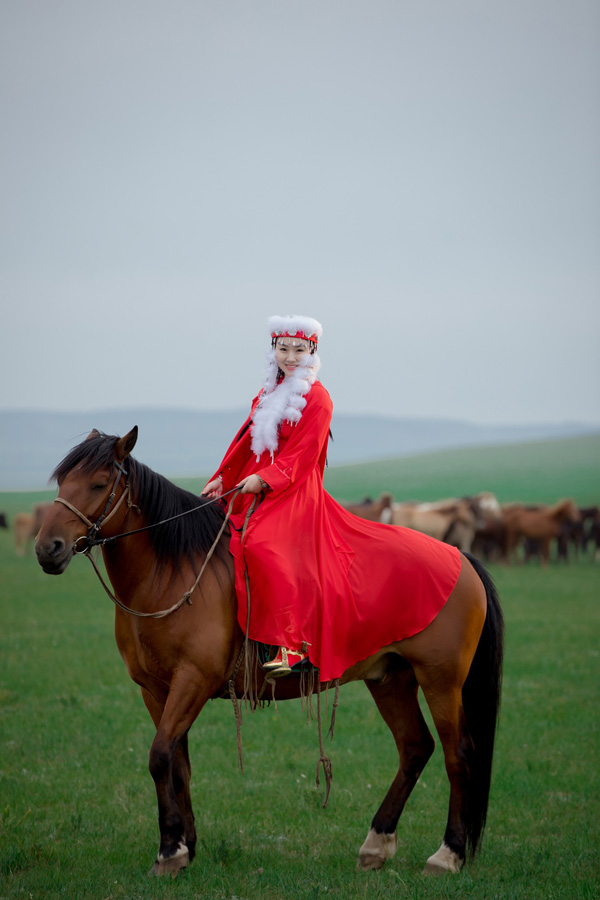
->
343;492;599;566
12;492;595;567
7;491;598;568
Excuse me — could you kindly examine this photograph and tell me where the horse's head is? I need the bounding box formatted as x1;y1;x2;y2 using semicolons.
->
472;492;503;523
549;498;580;524
35;427;138;575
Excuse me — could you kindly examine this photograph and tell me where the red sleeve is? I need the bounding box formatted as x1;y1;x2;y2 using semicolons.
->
256;383;332;495
208;397;259;490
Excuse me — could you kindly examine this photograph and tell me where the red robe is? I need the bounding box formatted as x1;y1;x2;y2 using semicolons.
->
213;380;461;682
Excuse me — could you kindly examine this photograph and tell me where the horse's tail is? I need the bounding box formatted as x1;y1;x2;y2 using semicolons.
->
462;552;504;857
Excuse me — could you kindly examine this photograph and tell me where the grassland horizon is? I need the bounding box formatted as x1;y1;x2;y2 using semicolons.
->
2;433;598;514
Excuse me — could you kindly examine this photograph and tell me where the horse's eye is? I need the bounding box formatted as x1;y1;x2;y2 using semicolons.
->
91;483;108;491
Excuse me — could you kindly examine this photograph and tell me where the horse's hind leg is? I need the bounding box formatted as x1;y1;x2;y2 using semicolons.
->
393;553;490;875
416;680;470;874
358;666;435;871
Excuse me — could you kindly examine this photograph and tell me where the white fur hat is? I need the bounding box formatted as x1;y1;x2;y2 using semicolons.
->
268;315;323;343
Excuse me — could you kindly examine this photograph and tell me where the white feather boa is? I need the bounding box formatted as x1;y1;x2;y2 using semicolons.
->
250;348;321;460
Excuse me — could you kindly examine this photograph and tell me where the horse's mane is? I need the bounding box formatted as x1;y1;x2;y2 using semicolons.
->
52;432;227;571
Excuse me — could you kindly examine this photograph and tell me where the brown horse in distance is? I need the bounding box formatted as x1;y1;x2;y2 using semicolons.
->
35;428;503;878
14;502;53;555
341;492;394;522
502;498;581;565
14;512;35;555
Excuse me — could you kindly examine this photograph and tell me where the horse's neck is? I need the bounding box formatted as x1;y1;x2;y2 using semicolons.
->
100;505;171;598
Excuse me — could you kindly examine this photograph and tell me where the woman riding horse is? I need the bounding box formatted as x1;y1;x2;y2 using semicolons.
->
34;314;503;877
202;315;462;680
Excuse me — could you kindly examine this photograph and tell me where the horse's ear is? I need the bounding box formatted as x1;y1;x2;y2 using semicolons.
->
85;429;100;441
115;426;138;462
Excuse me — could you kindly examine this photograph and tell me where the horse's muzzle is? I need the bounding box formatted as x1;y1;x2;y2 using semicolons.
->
35;536;73;574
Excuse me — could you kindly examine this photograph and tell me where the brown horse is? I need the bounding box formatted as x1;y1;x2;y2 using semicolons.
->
341;492;394;522
502;498;581;565
14;502;53;555
14;512;35;555
35;428;504;878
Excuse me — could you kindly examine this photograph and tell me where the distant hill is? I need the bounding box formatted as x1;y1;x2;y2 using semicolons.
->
0;408;598;490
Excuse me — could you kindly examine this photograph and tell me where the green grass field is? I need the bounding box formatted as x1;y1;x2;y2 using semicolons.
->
1;435;599;899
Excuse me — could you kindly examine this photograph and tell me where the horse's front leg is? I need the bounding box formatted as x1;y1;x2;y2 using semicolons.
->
142;688;197;864
143;675;218;878
172;734;196;862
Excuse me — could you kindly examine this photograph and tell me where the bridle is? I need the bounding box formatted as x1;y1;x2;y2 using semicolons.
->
54;460;133;555
54;461;243;554
51;463;257;619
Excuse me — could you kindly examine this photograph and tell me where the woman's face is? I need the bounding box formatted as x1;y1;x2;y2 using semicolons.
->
275;337;311;377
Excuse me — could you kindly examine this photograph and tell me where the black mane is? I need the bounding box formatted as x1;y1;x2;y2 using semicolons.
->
52;432;227;570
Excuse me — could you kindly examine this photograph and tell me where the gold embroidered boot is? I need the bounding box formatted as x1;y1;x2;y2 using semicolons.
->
262;646;306;678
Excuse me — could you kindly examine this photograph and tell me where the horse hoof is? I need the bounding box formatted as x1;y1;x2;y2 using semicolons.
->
357;828;397;870
356;853;386;871
149;842;189;878
422;842;463;875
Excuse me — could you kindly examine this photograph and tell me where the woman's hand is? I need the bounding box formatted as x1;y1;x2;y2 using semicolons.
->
238;474;269;494
201;477;223;498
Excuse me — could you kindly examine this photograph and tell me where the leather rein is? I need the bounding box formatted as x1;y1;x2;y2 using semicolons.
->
53;464;250;619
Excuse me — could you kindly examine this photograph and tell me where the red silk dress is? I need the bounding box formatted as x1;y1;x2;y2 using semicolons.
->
213;380;462;682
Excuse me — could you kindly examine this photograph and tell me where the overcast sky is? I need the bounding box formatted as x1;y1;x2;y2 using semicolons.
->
1;0;599;427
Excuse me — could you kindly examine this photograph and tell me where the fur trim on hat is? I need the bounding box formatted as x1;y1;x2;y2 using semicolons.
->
268;315;323;343
250;348;321;460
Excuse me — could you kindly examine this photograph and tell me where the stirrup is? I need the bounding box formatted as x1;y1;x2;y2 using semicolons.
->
262;646;306;678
